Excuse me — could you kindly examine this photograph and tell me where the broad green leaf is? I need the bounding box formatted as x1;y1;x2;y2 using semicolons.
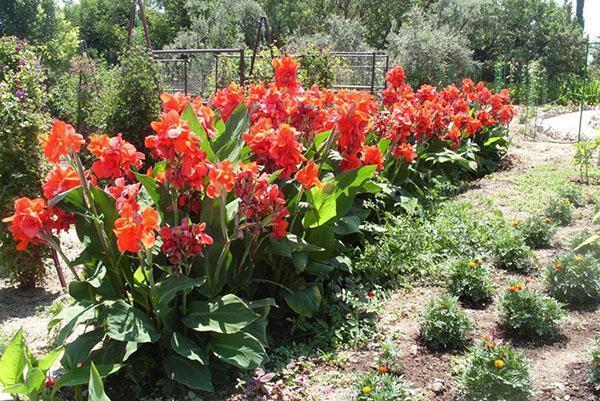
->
214;103;249;161
244;299;275;346
314;130;332;148
292;252;308;273
171;332;208;365
50;302;98;344
38;347;63;371
181;104;216;161
154;276;206;314
61;329;104;370
90;340;139;365
332;215;362;235
24;368;45;394
53;364;121;389
184;294;258;334
0;329;26;387
89;363;111;401
210;332;268;369
134;172;160;206
105;300;160;343
163;355;213;392
283;285;322;317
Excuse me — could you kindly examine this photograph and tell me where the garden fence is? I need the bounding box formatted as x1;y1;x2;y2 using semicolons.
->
153;49;390;97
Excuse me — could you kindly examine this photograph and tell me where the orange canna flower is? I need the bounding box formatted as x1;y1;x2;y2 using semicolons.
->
2;197;49;250
113;204;159;253
38;120;85;163
295;161;322;190
206;160;235;199
42;165;81;200
361;145;384;171
272;56;301;91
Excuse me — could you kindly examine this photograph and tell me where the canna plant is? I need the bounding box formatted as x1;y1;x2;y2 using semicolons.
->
3;56;515;393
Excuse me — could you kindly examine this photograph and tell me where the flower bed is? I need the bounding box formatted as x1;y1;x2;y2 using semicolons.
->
2;56;514;395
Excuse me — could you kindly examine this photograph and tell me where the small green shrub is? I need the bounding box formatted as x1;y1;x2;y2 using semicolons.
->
107;46;160;151
492;227;533;272
515;215;556;249
353;372;418;401
570;229;600;259
544;253;600;306
447;258;495;306
558;185;584;207
500;280;565;339
545;197;574;226
592;338;600;391
455;337;533;401
419;294;472;351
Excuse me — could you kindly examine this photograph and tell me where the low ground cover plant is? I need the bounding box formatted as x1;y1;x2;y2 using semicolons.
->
500;280;565;339
515;214;556;249
492;227;533;272
2;56;514;395
544;253;600;306
419;294;473;351
352;371;418;401
592;338;600;391
545;197;574;226
455;336;533;401
447;258;495;307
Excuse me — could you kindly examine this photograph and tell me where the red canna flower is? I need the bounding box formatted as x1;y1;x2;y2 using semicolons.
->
361;145;384;171
295;160;322;190
385;66;406;89
206;160;235;199
88;134;145;180
113;203;159;253
160;220;213;264
392;142;417;164
42;165;81;200
272;56;301;92
211;83;244;122
38;120;85;163
2;198;49;250
160;92;191;114
268;124;306;178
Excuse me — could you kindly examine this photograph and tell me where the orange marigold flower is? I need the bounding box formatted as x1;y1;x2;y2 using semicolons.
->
113;204;159;253
2;197;49;250
206;160;235;199
508;283;523;293
42;165;80;200
295;161;322;190
378;366;389;374
554;262;563;270
361;145;384;171
545;217;553;224
39;120;85;163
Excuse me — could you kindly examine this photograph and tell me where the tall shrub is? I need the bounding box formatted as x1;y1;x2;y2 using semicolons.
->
0;37;49;287
107;46;160;151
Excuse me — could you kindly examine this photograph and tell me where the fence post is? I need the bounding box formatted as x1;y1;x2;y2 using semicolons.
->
239;49;245;87
577;41;590;143
214;54;219;93
183;54;188;96
384;54;390;89
370;51;376;93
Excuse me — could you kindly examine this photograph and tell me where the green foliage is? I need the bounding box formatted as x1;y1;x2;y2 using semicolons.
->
500;280;565;339
455;338;532;401
287;15;369;52
386;6;478;86
419;294;472;351
558;185;584;207
492;227;533;272
351;372;418;401
573;141;599;184
0;36;49;288
544;253;600;306
0;329;63;400
107;46;160;151
545;197;574;226
515;214;556;249
447;258;495;306
592;338;600;391
356;202;505;286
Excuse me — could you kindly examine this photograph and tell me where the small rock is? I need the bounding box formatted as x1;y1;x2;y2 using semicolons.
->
432;379;445;394
410;345;418;355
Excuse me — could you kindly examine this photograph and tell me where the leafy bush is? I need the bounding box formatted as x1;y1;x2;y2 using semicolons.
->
492;227;533;272
544;253;600;306
515;214;556;249
545;197;574;226
570;229;600;259
0;36;49;288
558;185;584;207
447;258;495;306
419;294;473;351
455;337;533;401
353;372;418;401
356;202;505;286
500;280;565;339
107;46;160;151
592;338;600;391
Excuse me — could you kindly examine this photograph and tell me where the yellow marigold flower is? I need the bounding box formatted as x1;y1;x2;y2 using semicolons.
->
574;256;584;263
511;220;521;227
563;199;571;205
555;262;563;270
494;359;505;369
468;261;477;268
378;366;389;374
362;386;372;394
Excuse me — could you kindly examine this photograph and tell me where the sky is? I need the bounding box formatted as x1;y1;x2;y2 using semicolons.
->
582;0;600;41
